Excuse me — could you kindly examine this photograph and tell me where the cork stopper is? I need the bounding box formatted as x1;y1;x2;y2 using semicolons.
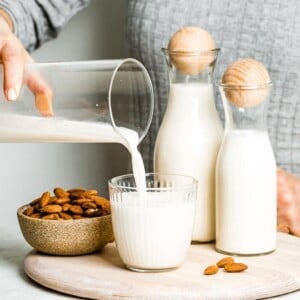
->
221;59;271;108
167;27;216;75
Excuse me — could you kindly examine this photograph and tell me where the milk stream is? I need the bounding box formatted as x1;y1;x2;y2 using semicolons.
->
122;133;146;191
0;113;147;190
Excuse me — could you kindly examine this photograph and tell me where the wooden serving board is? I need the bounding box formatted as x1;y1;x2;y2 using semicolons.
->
24;233;300;300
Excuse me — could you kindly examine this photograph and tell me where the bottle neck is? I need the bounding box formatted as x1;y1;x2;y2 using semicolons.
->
162;50;219;119
222;94;268;132
218;84;271;132
167;66;214;84
163;49;218;85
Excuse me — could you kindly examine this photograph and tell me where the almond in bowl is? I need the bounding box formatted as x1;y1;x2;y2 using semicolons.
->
17;187;113;256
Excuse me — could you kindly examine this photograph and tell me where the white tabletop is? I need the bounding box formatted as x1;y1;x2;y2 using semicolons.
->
1;225;299;300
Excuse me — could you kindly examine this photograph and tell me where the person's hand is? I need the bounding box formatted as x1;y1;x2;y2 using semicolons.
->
277;168;300;237
0;9;53;115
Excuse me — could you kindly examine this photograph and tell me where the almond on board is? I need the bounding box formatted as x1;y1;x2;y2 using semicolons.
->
224;263;248;273
217;257;234;268
203;265;219;275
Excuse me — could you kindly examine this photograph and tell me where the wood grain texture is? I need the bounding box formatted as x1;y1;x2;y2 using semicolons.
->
167;27;216;74
24;233;300;300
221;59;270;108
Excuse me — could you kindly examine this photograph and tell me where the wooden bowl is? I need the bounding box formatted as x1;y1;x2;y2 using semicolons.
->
17;205;113;256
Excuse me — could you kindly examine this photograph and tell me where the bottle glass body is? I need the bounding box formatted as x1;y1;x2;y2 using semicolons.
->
154;49;223;242
216;83;277;255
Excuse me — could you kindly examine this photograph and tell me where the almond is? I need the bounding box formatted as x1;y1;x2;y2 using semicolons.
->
86;195;104;201
69;205;83;215
59;212;73;220
33;203;41;213
89;196;110;209
23;206;34;216
73;215;85;219
54;198;70;205
42;213;59;220
35;90;53;116
69;191;85;199
224;263;248;273
40;191;51;207
30;197;41;206
83;189;98;196
25;187;109;220
82;201;97;209
217;257;234;268
94;209;105;217
67;188;85;193
62;203;72;211
71;198;93;205
53;187;69;198
203;265;218;275
42;204;62;214
31;213;42;218
49;196;57;204
83;208;98;217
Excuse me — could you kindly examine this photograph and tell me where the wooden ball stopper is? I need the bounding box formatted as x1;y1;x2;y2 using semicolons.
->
222;59;271;108
168;27;216;75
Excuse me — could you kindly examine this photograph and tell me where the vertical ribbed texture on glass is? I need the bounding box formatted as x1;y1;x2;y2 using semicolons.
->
109;173;196;271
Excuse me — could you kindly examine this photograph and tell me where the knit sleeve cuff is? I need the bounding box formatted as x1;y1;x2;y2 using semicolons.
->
0;1;19;35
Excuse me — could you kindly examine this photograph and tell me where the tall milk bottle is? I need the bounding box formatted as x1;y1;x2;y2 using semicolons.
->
216;59;277;255
154;42;223;241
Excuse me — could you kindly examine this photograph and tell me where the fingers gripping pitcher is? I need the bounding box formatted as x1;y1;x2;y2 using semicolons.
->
154;27;223;242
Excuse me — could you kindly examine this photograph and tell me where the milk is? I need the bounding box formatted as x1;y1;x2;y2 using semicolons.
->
0;113;138;143
0;113;146;190
216;129;277;255
111;191;195;271
154;83;223;242
5;110;195;270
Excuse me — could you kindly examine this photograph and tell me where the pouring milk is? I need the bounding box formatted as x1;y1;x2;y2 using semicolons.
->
0;112;147;190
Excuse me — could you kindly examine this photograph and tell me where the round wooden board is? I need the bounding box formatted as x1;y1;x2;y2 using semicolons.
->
24;233;300;299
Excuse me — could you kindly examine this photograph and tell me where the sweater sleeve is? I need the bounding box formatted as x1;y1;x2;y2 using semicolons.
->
0;0;90;52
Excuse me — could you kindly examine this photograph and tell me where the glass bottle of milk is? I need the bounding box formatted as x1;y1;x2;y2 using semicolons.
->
216;83;277;255
154;49;223;242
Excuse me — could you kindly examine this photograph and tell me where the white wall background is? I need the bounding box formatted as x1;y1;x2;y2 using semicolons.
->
1;0;130;227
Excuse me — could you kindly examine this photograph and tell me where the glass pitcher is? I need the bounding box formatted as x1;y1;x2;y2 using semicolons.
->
0;59;154;148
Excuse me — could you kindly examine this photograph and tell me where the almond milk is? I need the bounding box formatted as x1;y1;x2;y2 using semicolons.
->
154;82;223;242
216;129;277;255
111;191;195;271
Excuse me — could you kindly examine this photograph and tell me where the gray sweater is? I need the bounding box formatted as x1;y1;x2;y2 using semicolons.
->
0;0;90;51
1;0;299;175
127;0;300;175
